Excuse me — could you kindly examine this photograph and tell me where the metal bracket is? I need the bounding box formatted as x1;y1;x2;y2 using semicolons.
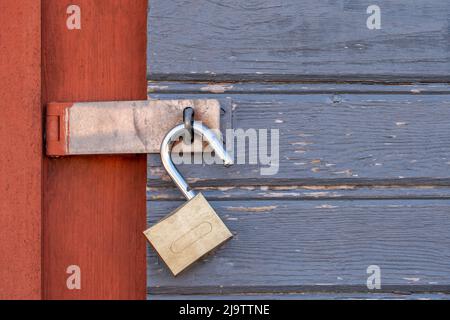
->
46;99;222;156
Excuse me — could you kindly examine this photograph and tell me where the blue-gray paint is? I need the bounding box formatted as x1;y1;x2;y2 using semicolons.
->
148;0;450;82
147;1;450;299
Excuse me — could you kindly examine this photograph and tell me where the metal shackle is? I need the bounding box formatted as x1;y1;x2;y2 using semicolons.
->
160;121;233;200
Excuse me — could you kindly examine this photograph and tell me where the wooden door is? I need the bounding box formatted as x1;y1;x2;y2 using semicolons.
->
1;0;148;300
2;0;450;301
0;0;42;299
42;0;148;299
147;1;450;299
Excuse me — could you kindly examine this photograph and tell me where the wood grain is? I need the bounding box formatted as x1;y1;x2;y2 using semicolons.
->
151;293;450;300
148;199;450;295
149;82;450;95
42;0;148;300
149;93;450;185
149;186;450;202
148;0;450;82
0;0;42;300
146;0;450;299
147;84;450;297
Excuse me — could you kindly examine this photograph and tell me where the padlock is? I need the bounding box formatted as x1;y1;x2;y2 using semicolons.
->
144;116;234;276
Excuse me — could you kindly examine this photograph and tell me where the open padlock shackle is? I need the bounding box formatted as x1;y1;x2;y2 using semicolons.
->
161;121;233;200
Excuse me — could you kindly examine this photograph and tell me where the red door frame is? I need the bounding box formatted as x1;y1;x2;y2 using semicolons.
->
0;0;42;300
0;0;148;300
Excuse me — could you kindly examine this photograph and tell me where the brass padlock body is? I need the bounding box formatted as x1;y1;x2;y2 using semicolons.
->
144;193;233;276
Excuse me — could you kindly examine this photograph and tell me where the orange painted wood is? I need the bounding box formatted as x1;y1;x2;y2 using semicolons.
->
0;0;42;300
42;0;148;299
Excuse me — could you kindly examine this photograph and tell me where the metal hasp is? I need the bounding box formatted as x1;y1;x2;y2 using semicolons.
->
183;107;195;144
160;121;233;200
45;99;222;156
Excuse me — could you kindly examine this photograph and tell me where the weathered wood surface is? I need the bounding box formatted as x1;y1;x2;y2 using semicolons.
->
149;93;450;185
149;82;450;95
43;0;148;299
148;0;450;82
147;0;450;299
0;0;42;300
149;186;450;202
147;84;450;298
151;293;450;300
148;199;450;295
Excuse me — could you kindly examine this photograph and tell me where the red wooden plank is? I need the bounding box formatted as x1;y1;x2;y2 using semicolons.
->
42;0;148;299
0;0;42;300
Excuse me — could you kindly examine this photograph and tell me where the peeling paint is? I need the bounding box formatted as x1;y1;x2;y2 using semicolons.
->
302;185;356;190
226;206;278;212
315;204;339;209
218;186;235;192
292;142;312;146
200;84;233;93
147;85;169;92
333;169;353;176
264;192;301;198
403;277;420;282
306;192;330;197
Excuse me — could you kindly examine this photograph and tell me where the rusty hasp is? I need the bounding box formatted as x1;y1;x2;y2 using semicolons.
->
46;99;221;156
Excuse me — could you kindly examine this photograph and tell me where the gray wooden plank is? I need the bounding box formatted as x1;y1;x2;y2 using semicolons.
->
149;293;450;300
147;199;450;294
148;93;450;185
149;82;450;95
148;0;450;82
148;186;450;201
